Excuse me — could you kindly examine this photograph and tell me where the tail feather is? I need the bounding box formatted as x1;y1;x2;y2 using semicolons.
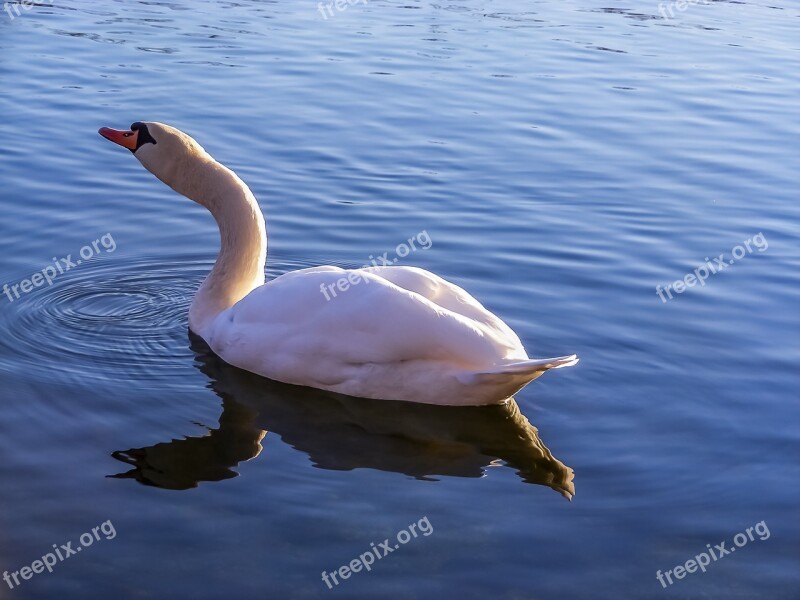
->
457;355;579;398
488;355;579;374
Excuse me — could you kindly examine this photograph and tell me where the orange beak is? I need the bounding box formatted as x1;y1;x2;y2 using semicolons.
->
98;127;139;151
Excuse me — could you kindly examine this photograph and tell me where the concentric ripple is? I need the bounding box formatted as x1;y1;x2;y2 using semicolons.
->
0;254;214;389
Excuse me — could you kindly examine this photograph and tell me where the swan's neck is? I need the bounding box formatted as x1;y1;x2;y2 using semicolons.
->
179;157;266;336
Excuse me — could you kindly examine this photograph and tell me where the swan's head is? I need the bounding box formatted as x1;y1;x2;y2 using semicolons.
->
98;122;209;193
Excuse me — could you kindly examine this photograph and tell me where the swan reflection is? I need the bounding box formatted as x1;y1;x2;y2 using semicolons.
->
110;334;575;498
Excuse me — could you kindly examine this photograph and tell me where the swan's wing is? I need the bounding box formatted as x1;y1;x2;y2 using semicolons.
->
205;266;526;387
359;266;523;346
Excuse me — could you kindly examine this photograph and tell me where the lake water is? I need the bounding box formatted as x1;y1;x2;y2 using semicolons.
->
0;0;798;598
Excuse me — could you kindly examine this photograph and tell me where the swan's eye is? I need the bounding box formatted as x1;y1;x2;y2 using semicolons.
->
128;122;157;149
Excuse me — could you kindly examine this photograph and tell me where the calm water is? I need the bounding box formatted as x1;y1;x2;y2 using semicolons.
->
0;0;798;598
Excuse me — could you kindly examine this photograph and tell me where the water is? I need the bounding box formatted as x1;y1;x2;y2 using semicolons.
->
1;1;798;598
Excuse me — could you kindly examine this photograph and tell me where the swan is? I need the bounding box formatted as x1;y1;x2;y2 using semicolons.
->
99;122;578;406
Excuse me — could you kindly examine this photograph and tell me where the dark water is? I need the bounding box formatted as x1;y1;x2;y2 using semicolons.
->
1;1;798;598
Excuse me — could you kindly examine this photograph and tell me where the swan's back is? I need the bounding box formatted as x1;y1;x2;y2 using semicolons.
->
202;266;530;402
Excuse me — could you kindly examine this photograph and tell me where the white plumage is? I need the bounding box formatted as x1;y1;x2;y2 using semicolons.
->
101;121;578;405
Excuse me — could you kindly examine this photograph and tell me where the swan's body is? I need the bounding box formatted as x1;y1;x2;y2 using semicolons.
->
100;122;578;406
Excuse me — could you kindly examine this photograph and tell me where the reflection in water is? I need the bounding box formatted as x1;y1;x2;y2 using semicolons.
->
111;334;574;498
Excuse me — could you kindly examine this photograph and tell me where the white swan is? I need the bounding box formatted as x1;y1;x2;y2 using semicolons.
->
99;122;578;406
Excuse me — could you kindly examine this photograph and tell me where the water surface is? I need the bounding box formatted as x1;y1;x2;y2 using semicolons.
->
0;0;798;598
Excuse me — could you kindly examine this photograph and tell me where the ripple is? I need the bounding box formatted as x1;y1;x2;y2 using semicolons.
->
0;254;212;389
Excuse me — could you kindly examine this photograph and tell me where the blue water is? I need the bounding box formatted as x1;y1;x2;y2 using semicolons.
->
1;1;798;598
